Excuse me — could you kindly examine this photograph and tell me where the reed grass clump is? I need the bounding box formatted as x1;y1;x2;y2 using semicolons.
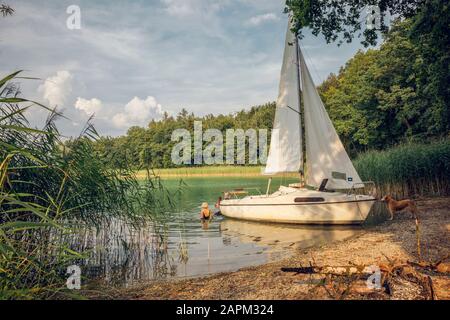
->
354;140;450;198
0;71;170;299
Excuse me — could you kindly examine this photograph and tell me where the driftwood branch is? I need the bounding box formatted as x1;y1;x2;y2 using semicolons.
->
282;255;448;300
281;265;375;276
407;254;450;273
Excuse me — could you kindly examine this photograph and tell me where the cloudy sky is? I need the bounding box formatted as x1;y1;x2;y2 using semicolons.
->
1;0;367;137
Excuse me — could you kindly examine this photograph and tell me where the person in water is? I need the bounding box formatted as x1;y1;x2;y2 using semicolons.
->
200;202;212;221
214;197;222;216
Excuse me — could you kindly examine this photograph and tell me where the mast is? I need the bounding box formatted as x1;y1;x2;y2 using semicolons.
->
294;33;306;185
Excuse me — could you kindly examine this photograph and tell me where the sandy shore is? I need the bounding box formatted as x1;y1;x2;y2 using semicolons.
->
93;198;449;300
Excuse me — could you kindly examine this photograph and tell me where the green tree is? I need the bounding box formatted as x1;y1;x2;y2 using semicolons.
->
318;18;449;155
285;0;427;46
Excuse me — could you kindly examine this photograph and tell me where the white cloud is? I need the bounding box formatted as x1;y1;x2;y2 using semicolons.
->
162;0;196;17
245;13;278;26
112;96;163;128
38;71;73;107
75;97;103;115
2;1;362;137
161;0;229;18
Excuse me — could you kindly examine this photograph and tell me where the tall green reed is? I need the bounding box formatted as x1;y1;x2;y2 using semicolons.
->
0;71;171;299
354;139;450;198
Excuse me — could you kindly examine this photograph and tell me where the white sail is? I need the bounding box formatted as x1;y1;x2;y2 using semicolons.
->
299;49;362;189
264;22;302;175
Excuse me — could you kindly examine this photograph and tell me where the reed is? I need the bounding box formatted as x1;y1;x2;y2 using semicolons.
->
0;72;170;299
354;139;450;198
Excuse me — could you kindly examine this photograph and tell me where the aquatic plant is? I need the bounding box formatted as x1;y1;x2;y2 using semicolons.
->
0;71;171;299
354;139;450;198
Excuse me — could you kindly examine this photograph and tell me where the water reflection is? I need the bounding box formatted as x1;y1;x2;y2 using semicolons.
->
71;177;364;287
75;216;360;287
75;220;178;286
220;219;359;259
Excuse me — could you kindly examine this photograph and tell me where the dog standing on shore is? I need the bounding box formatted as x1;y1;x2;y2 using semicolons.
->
381;195;418;220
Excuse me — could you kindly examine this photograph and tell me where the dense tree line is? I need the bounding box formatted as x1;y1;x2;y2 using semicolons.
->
94;103;275;169
94;10;449;168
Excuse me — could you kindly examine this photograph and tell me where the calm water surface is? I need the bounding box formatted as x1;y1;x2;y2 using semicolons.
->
79;177;362;287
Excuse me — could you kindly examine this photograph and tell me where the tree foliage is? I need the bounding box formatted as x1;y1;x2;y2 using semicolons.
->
285;0;437;46
318;18;449;155
94;103;275;169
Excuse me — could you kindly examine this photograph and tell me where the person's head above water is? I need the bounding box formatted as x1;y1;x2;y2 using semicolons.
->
201;202;209;209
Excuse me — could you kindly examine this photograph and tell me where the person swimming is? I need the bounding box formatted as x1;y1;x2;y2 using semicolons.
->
200;202;212;221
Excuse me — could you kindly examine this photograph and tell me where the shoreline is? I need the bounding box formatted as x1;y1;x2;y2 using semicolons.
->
146;173;269;178
135;167;298;179
88;197;449;300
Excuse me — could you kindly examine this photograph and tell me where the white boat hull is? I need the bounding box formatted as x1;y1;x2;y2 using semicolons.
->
220;187;376;225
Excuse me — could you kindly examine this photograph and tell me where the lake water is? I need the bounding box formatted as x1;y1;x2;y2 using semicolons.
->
80;177;362;287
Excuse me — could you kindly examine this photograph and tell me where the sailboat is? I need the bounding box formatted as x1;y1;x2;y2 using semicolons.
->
219;19;376;225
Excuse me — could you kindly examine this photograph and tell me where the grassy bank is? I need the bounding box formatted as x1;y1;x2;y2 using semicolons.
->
138;166;298;178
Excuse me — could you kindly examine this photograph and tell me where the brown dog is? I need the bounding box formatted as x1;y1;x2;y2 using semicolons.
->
381;195;418;220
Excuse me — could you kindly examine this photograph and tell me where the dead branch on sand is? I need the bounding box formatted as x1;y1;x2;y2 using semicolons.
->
282;254;449;300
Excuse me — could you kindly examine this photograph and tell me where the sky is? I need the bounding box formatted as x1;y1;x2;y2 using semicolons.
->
0;0;368;137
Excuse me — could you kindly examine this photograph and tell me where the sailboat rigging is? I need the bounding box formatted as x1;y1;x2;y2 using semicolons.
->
219;18;376;225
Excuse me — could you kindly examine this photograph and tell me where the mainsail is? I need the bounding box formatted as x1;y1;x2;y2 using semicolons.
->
299;49;362;189
264;22;303;175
